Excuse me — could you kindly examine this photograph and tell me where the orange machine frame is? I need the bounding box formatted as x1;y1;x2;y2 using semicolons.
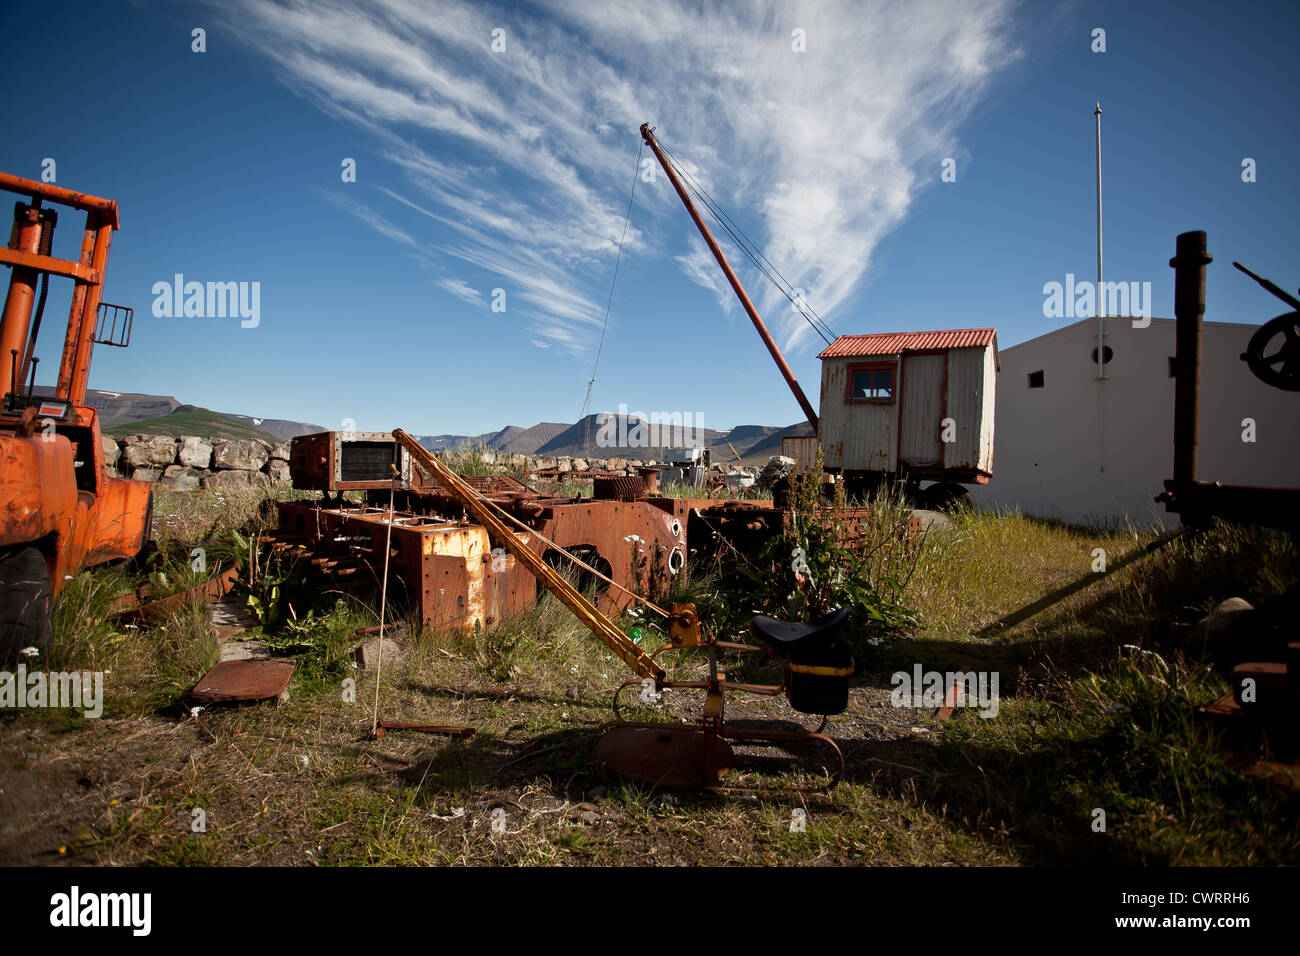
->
0;172;151;591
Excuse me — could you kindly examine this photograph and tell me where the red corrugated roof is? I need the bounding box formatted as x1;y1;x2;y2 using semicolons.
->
818;328;997;359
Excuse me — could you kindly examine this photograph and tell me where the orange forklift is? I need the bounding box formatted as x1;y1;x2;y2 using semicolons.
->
0;173;151;662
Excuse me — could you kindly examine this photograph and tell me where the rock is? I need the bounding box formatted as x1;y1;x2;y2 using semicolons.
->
129;466;162;482
627;460;644;469
480;450;497;466
571;458;588;471
353;636;400;671
161;465;206;491
202;469;270;492
123;435;177;468
176;436;213;469
211;438;269;471
606;457;626;471
556;458;572;473
270;442;291;461
533;456;557;471
101;435;120;468
1184;597;1255;660
588;458;607;470
759;455;796;487
266;459;291;483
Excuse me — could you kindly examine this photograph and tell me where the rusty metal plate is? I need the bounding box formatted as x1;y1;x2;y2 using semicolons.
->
593;725;733;788
190;659;293;705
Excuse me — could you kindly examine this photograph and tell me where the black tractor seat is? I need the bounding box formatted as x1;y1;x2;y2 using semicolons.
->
751;607;851;650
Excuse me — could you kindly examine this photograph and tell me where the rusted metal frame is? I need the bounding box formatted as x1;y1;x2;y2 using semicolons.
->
393;429;665;682
66;216;114;405
0;173;120;226
0;248;98;283
371;720;475;738
112;565;241;624
0;206;44;399
468;486;671;619
639;123;819;434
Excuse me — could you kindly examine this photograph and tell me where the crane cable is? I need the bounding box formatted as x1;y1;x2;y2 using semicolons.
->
655;136;837;346
580;141;645;450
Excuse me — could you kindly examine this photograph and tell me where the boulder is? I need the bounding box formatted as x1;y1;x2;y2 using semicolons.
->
533;456;558;471
480;450;497;466
556;458;572;473
588;458;607;470
571;458;588;471
266;459;291;483
176;436;213;469
211;438;269;471
606;457;627;471
161;465;205;492
270;442;291;461
123;435;177;468
202;469;270;492
129;466;163;483
101;435;120;468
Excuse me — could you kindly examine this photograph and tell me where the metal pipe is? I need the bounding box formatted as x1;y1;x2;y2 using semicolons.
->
639;123;820;434
1170;231;1212;487
1095;103;1105;379
0;204;44;399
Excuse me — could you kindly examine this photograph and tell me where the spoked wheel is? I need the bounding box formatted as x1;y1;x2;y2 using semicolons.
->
0;546;53;665
1242;312;1300;391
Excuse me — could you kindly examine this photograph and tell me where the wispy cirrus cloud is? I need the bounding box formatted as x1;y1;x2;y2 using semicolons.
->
435;277;483;305
224;0;1018;354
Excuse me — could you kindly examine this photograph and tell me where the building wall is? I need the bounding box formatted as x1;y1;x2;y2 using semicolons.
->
969;317;1300;528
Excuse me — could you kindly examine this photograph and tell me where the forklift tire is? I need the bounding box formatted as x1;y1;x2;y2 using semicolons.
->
0;546;54;666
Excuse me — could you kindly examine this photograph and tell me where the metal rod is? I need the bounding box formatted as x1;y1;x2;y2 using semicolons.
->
1170;231;1213;489
393;429;665;682
639;123;820;434
1095;103;1106;379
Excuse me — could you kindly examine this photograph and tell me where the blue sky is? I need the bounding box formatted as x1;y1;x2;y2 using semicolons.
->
1;0;1296;436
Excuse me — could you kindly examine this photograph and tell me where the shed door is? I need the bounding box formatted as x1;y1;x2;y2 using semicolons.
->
899;353;945;467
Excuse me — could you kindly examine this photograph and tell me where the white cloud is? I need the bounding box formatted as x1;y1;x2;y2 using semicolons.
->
435;278;483;305
225;0;1017;353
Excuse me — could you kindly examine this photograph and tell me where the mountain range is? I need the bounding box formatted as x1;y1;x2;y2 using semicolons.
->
43;388;807;462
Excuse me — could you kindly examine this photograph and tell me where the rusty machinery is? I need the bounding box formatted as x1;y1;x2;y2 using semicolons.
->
0;173;151;661
264;429;856;789
388;429;852;791
269;428;885;635
1157;231;1300;531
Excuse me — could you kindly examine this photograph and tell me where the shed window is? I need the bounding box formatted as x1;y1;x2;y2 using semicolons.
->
1028;370;1044;388
846;363;896;401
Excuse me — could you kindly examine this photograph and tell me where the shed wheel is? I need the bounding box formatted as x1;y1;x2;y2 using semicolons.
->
0;546;53;665
922;482;973;513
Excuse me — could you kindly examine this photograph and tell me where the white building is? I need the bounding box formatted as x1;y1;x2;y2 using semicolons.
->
970;316;1300;529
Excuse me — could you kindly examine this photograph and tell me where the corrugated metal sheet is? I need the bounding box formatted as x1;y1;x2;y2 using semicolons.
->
819;328;997;359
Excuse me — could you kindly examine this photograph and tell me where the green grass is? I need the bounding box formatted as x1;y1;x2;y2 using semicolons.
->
107;409;280;443
5;482;1296;867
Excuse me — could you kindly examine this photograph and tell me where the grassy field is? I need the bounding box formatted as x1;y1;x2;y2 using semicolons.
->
1;481;1296;867
106;409;281;443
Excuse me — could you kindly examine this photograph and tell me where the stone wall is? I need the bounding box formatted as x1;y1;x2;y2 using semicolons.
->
103;435;291;491
103;438;764;492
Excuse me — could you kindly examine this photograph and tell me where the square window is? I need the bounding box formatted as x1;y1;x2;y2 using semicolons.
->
1028;370;1044;388
848;365;895;400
